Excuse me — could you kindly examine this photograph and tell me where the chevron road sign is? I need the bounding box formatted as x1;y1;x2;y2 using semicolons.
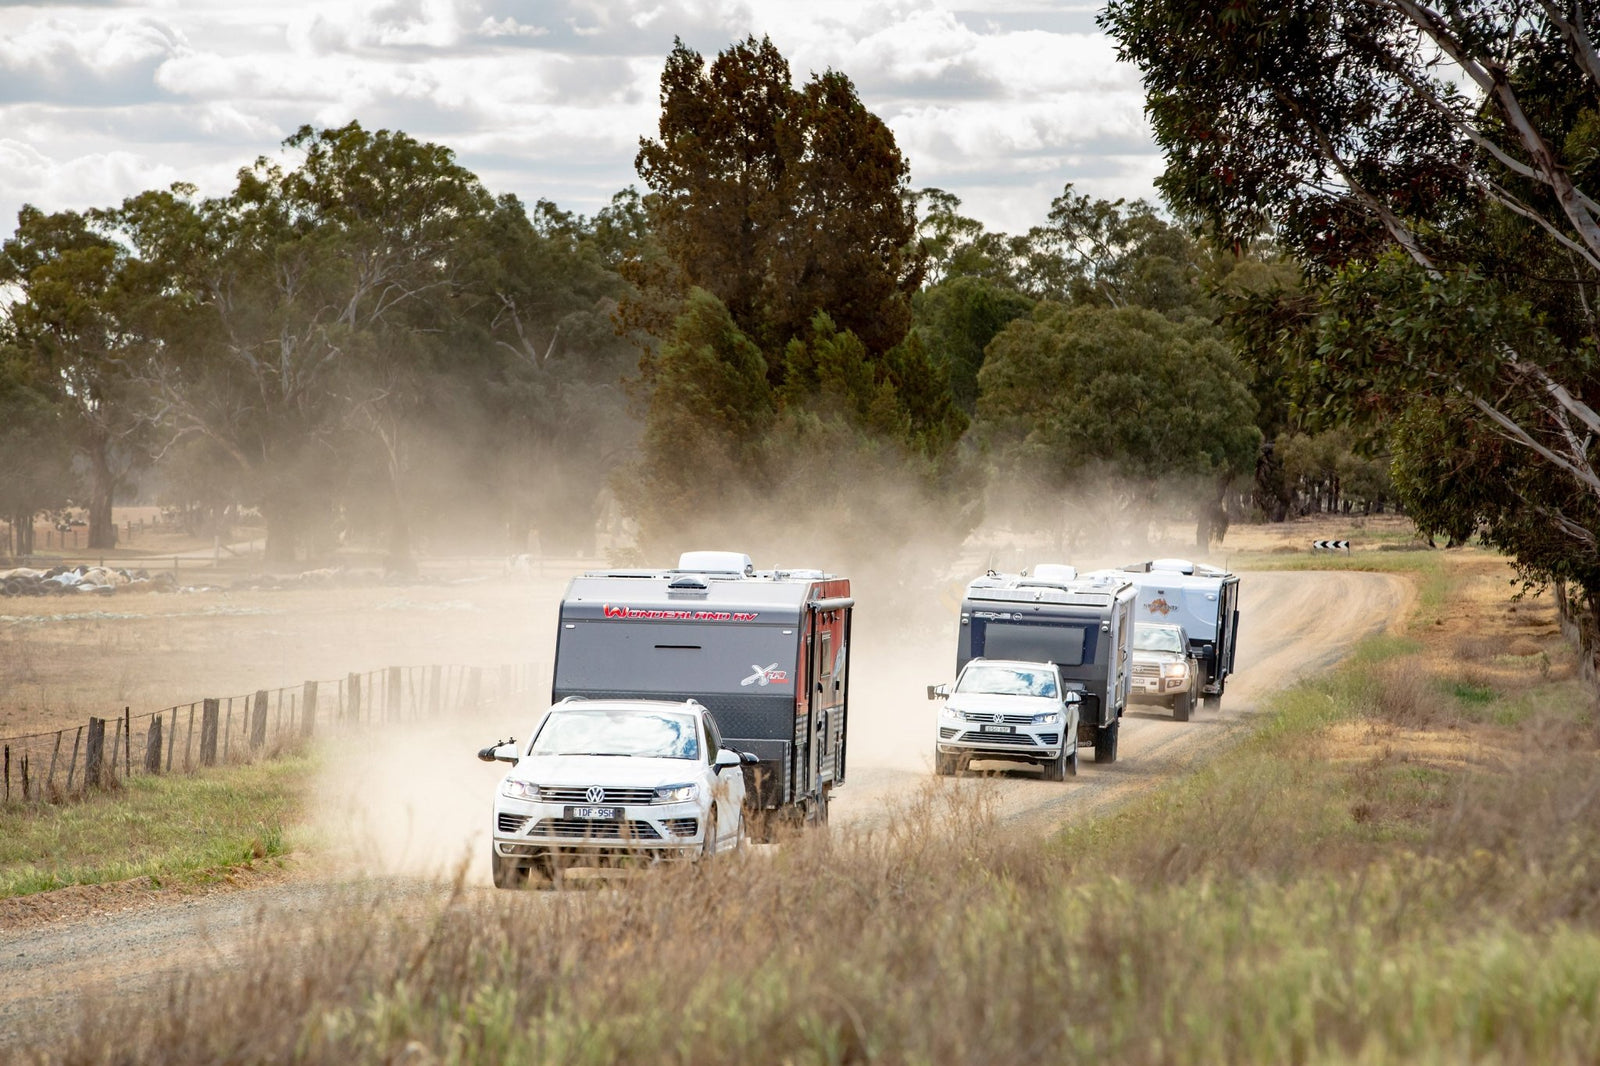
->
1312;539;1351;552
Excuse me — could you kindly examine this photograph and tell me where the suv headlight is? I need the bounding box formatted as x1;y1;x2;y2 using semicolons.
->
940;702;963;721
656;783;698;803
1032;711;1062;725
500;779;540;801
1162;662;1188;678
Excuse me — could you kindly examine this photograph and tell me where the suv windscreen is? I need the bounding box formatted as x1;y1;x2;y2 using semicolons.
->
1134;626;1183;653
956;664;1059;698
531;710;700;759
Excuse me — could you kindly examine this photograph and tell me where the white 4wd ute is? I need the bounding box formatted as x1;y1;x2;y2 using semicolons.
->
928;659;1082;781
1131;622;1201;721
478;698;754;887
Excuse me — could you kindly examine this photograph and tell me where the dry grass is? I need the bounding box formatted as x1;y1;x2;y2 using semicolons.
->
15;541;1600;1064
0;579;553;739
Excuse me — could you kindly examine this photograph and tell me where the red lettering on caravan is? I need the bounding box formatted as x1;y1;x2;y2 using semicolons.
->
601;604;759;622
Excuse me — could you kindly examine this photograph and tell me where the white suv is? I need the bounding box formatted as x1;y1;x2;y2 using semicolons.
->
929;658;1082;781
479;698;752;887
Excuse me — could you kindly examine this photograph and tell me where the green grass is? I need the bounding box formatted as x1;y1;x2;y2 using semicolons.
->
0;753;312;897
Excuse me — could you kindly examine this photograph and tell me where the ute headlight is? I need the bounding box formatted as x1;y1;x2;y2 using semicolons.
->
656;783;698;803
500;779;540;801
1032;711;1062;725
1162;662;1188;678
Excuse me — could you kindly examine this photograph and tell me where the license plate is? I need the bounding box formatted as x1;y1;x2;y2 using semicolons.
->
979;724;1015;734
566;806;621;820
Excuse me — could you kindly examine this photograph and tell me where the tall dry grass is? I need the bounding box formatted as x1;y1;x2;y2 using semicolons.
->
19;625;1600;1065
33;740;1600;1065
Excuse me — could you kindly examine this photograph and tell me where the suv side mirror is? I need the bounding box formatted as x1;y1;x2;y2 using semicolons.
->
477;738;518;763
1062;692;1082;704
715;748;742;772
927;683;950;701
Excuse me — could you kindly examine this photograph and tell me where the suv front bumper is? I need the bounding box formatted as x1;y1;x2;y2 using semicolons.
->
491;798;706;860
936;725;1068;760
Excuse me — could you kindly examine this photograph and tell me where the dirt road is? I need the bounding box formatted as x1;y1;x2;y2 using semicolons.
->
833;568;1408;833
0;568;1407;1052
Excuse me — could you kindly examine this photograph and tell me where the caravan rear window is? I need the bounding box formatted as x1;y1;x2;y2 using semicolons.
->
556;621;796;695
975;619;1091;667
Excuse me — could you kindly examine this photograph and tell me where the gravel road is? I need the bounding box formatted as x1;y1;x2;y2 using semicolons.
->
0;567;1407;1052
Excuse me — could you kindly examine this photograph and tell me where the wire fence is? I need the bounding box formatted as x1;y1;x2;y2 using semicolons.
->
0;662;541;805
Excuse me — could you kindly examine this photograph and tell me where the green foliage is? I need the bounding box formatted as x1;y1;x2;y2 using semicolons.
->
0;346;73;549
912;275;1034;414
0;206;151;549
631;289;775;534
627;37;969;555
1103;0;1600;603
976;303;1260;505
635;35;923;364
1018;185;1207;313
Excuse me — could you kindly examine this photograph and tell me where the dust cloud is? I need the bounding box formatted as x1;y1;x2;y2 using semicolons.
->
305;464;1225;883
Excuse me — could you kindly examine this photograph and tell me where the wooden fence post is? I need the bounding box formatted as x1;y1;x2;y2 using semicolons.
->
110;716;123;784
66;727;82;790
46;731;62;795
386;667;401;722
85;717;106;789
3;745;8;804
166;710;177;773
251;690;268;750
145;716;163;774
124;707;131;778
20;754;29;802
200;699;219;766
301;681;318;737
347;673;362;722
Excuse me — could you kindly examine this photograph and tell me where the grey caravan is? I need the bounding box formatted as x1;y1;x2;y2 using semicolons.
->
553;551;852;825
957;565;1136;763
1112;559;1239;707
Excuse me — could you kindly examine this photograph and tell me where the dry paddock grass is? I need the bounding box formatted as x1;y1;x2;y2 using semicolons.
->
15;540;1600;1064
29;629;1600;1065
0;579;557;739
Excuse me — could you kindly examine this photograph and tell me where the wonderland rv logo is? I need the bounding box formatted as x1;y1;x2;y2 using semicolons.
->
1146;597;1176;616
602;604;760;622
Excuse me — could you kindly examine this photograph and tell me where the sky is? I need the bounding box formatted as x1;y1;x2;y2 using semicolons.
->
0;0;1163;240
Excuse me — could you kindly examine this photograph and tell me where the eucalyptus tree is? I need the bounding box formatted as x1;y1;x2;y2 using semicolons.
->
0;207;150;550
1104;0;1600;594
112;123;499;564
977;303;1260;546
634;35;925;367
0;344;73;555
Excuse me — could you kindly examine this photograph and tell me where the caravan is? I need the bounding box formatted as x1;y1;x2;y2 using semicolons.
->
938;564;1136;767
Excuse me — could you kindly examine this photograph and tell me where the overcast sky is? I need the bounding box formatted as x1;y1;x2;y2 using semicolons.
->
0;0;1162;240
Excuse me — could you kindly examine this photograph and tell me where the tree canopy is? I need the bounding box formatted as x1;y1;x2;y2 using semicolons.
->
1104;0;1600;597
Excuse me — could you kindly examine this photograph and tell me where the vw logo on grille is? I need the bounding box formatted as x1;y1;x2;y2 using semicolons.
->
585;786;606;804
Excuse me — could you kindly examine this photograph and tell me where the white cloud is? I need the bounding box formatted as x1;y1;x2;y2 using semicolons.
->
0;0;1166;236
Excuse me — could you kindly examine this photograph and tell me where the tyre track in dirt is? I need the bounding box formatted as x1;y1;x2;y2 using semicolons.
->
0;568;1408;1053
